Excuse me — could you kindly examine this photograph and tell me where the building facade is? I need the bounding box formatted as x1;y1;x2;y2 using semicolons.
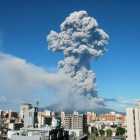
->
24;107;38;128
63;113;88;132
61;111;65;121
100;112;125;123
126;103;140;140
19;103;32;119
0;110;3;117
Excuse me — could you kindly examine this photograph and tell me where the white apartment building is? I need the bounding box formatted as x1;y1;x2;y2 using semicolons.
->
73;111;79;115
126;103;140;140
19;103;32;119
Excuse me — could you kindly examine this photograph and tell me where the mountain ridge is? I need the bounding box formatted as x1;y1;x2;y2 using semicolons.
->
39;102;125;116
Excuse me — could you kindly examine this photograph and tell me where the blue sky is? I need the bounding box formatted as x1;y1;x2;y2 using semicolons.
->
0;0;140;112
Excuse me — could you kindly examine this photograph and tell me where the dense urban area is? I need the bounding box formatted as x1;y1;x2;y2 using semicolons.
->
0;102;139;140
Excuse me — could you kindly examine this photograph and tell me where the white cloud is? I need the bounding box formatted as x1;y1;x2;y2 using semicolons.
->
0;96;7;103
0;52;73;108
0;52;107;111
118;97;125;100
0;52;110;111
123;99;140;105
0;96;23;105
118;105;127;108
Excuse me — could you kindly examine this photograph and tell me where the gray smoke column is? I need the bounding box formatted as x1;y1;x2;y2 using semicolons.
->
47;11;109;108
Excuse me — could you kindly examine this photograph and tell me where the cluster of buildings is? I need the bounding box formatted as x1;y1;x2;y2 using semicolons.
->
100;112;125;123
8;104;69;140
2;102;140;140
61;111;98;134
0;103;89;140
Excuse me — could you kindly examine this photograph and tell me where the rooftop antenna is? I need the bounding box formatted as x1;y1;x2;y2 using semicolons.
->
35;98;40;108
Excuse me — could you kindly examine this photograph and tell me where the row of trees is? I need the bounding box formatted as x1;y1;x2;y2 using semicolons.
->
97;129;112;136
96;127;125;136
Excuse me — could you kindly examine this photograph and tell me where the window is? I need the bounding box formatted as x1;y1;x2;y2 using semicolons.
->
29;112;32;117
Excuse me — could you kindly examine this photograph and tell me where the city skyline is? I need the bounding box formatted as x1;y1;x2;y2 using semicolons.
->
0;0;140;111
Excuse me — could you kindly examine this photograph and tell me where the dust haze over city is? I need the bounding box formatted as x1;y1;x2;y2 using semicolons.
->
0;0;140;113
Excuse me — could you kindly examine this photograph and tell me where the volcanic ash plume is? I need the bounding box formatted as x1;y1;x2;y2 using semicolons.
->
47;11;109;108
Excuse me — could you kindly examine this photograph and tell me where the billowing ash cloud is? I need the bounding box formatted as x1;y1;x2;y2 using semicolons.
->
47;11;109;108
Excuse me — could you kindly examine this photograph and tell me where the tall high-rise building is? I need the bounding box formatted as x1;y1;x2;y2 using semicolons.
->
61;111;65;121
63;111;88;132
126;103;140;140
64;114;83;130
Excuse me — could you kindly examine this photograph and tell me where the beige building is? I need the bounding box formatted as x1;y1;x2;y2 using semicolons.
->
126;103;140;140
63;111;88;132
85;111;98;124
38;109;52;117
8;110;12;118
91;112;98;121
63;114;83;130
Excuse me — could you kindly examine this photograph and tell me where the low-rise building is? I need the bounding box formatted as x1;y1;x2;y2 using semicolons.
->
102;126;116;136
91;121;105;130
65;129;83;139
100;112;125;123
8;122;23;130
10;125;69;140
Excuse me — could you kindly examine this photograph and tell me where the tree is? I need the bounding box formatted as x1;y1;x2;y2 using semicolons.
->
99;129;105;136
110;124;117;128
116;127;125;136
95;132;99;136
84;131;90;135
106;129;112;136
